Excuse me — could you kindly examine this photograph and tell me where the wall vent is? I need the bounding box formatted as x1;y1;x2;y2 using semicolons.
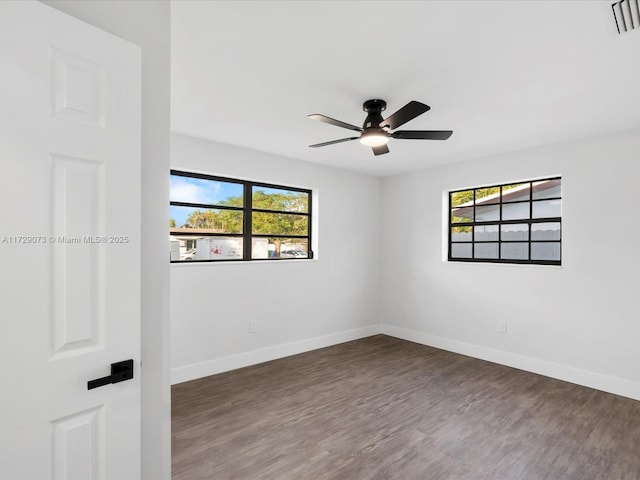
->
612;0;640;34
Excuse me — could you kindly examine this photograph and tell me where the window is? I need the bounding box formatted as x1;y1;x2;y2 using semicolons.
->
170;170;312;262
449;177;561;265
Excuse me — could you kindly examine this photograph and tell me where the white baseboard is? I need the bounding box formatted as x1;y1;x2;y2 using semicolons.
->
380;324;640;402
172;323;640;401
171;324;381;385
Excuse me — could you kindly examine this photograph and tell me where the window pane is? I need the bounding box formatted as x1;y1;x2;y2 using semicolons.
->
501;243;528;260
451;190;474;207
501;223;528;241
532;199;561;218
475;187;500;205
451;243;472;258
170;206;243;234
170;174;243;206
475;205;499;222
531;242;561;261
199;236;243;260
451;226;472;241
451;207;473;223
502;183;530;202
252;212;308;235
170;236;243;261
474;225;498;241
532;179;561;199
170;236;205;261
475;243;498;259
532;222;561;240
252;186;309;213
252;237;309;259
502;202;530;221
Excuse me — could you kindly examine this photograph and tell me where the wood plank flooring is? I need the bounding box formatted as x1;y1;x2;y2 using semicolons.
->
172;335;640;479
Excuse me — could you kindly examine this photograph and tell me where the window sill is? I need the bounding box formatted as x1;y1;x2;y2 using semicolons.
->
170;258;318;266
444;259;562;269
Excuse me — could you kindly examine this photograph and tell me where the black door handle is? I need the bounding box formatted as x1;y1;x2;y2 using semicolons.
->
87;359;134;390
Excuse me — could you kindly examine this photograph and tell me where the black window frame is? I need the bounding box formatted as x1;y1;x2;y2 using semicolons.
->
170;170;313;262
448;177;561;266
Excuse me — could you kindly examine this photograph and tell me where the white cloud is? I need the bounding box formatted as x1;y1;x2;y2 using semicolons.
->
170;176;221;204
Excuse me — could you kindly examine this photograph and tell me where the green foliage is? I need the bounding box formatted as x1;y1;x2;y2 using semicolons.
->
169;218;176;228
252;190;308;213
183;209;243;233
252;212;308;235
451;190;474;207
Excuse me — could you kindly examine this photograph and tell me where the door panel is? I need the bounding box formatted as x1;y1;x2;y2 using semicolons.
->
0;2;141;479
52;406;105;480
52;154;105;358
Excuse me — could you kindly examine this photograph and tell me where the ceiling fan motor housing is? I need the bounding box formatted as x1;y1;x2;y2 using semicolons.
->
362;99;386;129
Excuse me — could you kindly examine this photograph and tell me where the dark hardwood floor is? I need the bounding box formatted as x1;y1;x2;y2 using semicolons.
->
172;335;640;479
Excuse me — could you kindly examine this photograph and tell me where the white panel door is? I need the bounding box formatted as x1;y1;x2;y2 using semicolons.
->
0;2;141;479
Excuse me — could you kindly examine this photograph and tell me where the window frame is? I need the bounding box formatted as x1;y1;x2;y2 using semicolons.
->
448;177;561;266
170;170;313;263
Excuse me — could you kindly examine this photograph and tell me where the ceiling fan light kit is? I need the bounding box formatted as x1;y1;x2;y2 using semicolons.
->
359;130;389;147
308;99;453;156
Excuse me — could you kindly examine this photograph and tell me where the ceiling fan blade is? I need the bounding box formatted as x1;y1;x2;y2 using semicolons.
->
308;114;363;132
392;130;453;140
372;144;389;156
309;137;359;148
380;101;430;130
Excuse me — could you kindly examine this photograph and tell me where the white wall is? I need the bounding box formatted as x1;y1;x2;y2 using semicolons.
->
42;2;172;479
381;129;640;400
171;134;382;383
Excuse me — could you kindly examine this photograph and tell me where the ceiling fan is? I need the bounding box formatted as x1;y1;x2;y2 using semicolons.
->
308;99;452;156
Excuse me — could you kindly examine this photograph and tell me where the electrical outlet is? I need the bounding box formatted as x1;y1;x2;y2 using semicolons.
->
249;320;257;333
498;320;507;334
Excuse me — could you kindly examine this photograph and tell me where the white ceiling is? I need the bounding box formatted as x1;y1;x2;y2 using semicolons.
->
171;1;640;177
